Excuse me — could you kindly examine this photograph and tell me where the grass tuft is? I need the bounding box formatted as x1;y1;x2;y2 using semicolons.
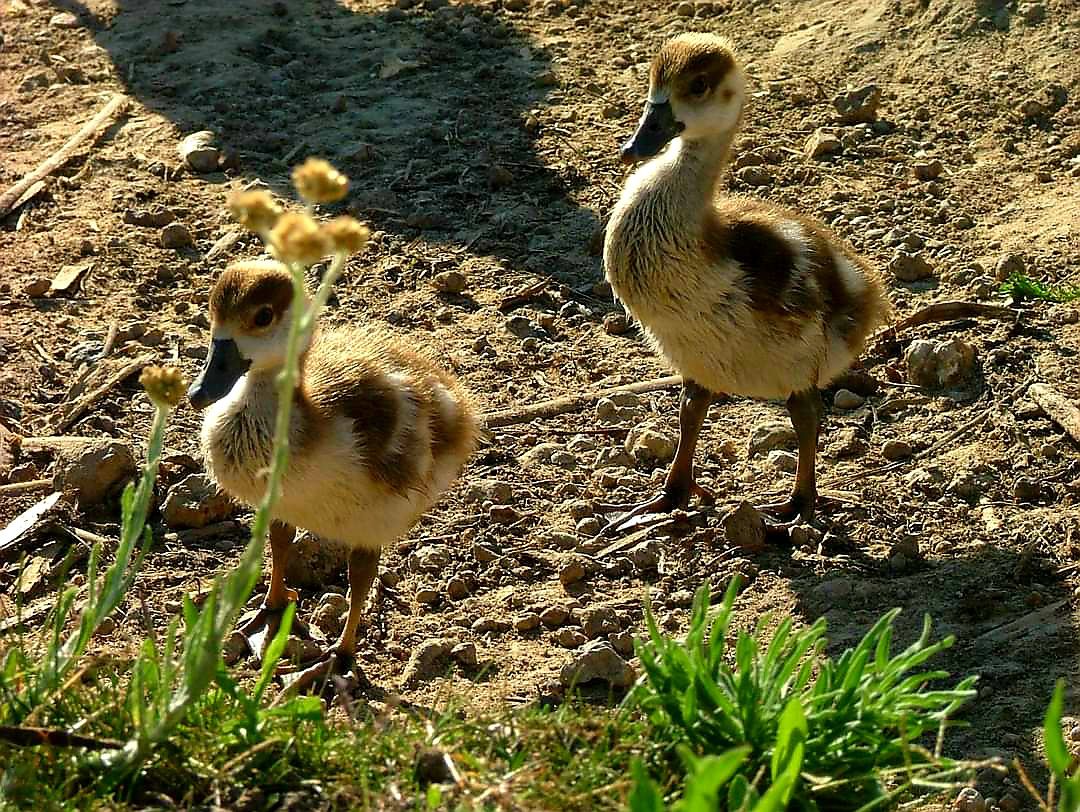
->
625;577;981;810
999;273;1080;304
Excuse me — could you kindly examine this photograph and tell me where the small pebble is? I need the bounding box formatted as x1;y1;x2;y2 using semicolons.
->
833;388;865;410
415;587;439;605
557;628;587;648
514;613;541;632
882;440;912;461
540;605;570;628
451;642;478;668
432;270;467;294
559;560;586;586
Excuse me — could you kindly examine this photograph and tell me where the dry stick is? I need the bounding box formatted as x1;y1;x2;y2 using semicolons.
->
0;725;121;750
0;95;128;218
50;353;154;433
0;479;51;495
873;301;1019;344
482;375;682;429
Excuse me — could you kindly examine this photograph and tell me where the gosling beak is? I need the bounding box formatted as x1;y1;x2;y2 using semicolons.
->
620;100;684;165
187;338;251;410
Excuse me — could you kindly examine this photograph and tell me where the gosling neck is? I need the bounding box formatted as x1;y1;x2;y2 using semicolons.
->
663;129;736;205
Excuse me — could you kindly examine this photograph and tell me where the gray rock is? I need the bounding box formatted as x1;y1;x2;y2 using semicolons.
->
767;450;798;474
540;605;570;628
432;270;467;294
559;560;587;586
401;639;453;687
881;440;913;461
627;539;660;570
163;473;235;529
451;641;478;668
412;545;451;573
888;250;935;282
559;641;636;688
285;532;349;588
994;253;1025;282
557;628;587;648
472;617;510;634
160;223;194;249
905;338;976;389
582;607;620;639
1013;477;1041;502
722;502;766;550
609;630;635;656
626;421;677;465
737;165;774;186
747;421;797;457
833;388;865;410
805;130;842;159
913;160;944;181
37;436;136;506
49;11;79;27
832;84;881;124
178;130;221;173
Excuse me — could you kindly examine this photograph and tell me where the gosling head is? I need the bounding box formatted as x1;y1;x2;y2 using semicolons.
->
188;260;303;410
621;33;745;164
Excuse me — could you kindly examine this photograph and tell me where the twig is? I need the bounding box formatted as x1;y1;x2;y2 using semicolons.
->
50;353;154;433
0;95;128;218
872;301;1018;348
0;479;51;495
0;725;121;750
498;278;551;312
482;375;682;429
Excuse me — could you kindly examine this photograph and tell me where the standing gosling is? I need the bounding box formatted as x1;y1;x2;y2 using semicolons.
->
603;34;890;533
188;259;479;688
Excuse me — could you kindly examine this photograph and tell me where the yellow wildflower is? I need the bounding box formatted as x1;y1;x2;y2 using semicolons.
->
140;365;186;408
269;212;329;266
321;216;370;255
227;190;283;234
292;158;349;204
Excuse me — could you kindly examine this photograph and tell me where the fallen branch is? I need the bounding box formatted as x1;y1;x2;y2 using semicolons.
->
50;353;154;433
483;375;682;429
0;725;121;750
1028;382;1080;444
0;95;128;218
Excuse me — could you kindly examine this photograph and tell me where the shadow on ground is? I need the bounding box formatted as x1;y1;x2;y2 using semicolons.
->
54;0;602;288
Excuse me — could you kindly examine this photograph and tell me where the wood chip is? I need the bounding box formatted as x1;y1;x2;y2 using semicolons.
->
1028;382;1080;443
0;492;62;557
49;262;92;296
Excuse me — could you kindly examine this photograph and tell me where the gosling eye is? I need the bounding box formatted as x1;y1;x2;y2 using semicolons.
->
689;75;709;97
252;306;274;329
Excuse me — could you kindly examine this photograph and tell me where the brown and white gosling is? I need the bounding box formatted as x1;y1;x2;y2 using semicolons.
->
188;259;479;688
602;34;890;533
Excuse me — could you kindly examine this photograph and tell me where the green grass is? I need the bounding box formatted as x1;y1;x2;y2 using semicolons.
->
999;273;1080;304
626;578;982;810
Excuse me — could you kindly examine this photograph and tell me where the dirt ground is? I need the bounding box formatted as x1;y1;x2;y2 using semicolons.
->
2;0;1079;804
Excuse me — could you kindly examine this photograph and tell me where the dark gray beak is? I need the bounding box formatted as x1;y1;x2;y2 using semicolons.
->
621;100;684;164
187;338;251;410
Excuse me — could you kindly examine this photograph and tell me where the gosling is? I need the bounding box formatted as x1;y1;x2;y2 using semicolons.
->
602;34;890;533
188;259;479;689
